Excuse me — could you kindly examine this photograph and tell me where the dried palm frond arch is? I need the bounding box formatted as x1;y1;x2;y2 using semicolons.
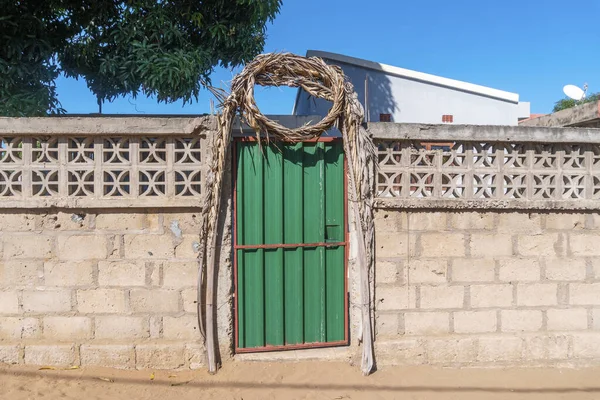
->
197;53;376;375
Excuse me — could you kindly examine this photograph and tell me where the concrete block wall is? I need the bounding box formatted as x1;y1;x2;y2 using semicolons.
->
374;209;600;367
0;209;213;369
3;208;599;370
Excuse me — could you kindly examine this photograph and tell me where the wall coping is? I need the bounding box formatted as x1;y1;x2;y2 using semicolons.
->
0;116;215;135
5;118;599;143
0;115;326;136
368;122;600;143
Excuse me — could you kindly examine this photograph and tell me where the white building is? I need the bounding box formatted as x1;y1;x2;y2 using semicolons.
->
293;50;530;126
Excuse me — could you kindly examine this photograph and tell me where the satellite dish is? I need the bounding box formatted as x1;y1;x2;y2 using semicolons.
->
563;84;585;101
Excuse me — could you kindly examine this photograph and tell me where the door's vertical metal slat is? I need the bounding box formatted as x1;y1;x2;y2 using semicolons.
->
303;142;326;343
264;144;284;346
324;141;345;342
283;142;304;345
236;143;246;348
243;143;265;347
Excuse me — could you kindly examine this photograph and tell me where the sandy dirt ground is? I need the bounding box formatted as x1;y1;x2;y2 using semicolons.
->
2;361;600;400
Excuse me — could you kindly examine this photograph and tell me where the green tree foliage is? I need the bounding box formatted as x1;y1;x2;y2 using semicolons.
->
553;92;600;113
1;0;282;116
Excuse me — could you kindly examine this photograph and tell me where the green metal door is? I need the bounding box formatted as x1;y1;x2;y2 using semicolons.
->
234;139;347;352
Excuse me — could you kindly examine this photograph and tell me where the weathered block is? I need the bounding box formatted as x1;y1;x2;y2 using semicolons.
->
98;260;145;286
376;260;401;284
477;336;523;362
0;291;19;314
95;316;149;339
573;333;600;358
470;284;513;308
43;316;92;340
454;310;496;333
590;260;600;280
181;288;197;313
374;339;426;365
0;345;20;364
57;235;108;260
523;335;569;360
449;212;495;231
163;261;198;288
3;235;52;259
135;344;185;369
427;338;477;364
124;235;174;259
376;313;400;336
570;234;600;256
129;289;179;313
95;213;158;231
420;234;465;257
162;315;200;340
44;261;94;286
0;260;42;286
517;283;558;306
0;317;40;339
376;286;416;311
593;309;600;330
545;213;585;230
407;212;448;231
41;212;90;231
376;232;417;258
547;308;587;331
545;258;586;281
498;259;540;282
80;345;135;369
420;285;463;309
185;344;206;369
374;210;405;232
501;310;543;332
404;312;449;335
0;213;35;231
590;214;600;230
569;283;600;305
408;259;447;283
147;262;161;286
24;345;76;366
451;259;495;282
77;289;126;313
497;213;542;234
518;234;565;257
22;289;72;313
470;234;512;257
174;235;201;258
163;213;201;232
149;316;162;338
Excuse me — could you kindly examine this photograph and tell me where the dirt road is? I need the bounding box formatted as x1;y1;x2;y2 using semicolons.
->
2;361;600;399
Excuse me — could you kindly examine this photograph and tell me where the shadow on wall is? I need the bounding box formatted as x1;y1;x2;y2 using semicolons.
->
366;72;397;123
294;65;397;124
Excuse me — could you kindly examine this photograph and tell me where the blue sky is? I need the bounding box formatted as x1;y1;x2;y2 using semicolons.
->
56;0;600;115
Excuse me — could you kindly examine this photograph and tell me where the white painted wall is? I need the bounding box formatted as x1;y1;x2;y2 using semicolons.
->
294;54;525;126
